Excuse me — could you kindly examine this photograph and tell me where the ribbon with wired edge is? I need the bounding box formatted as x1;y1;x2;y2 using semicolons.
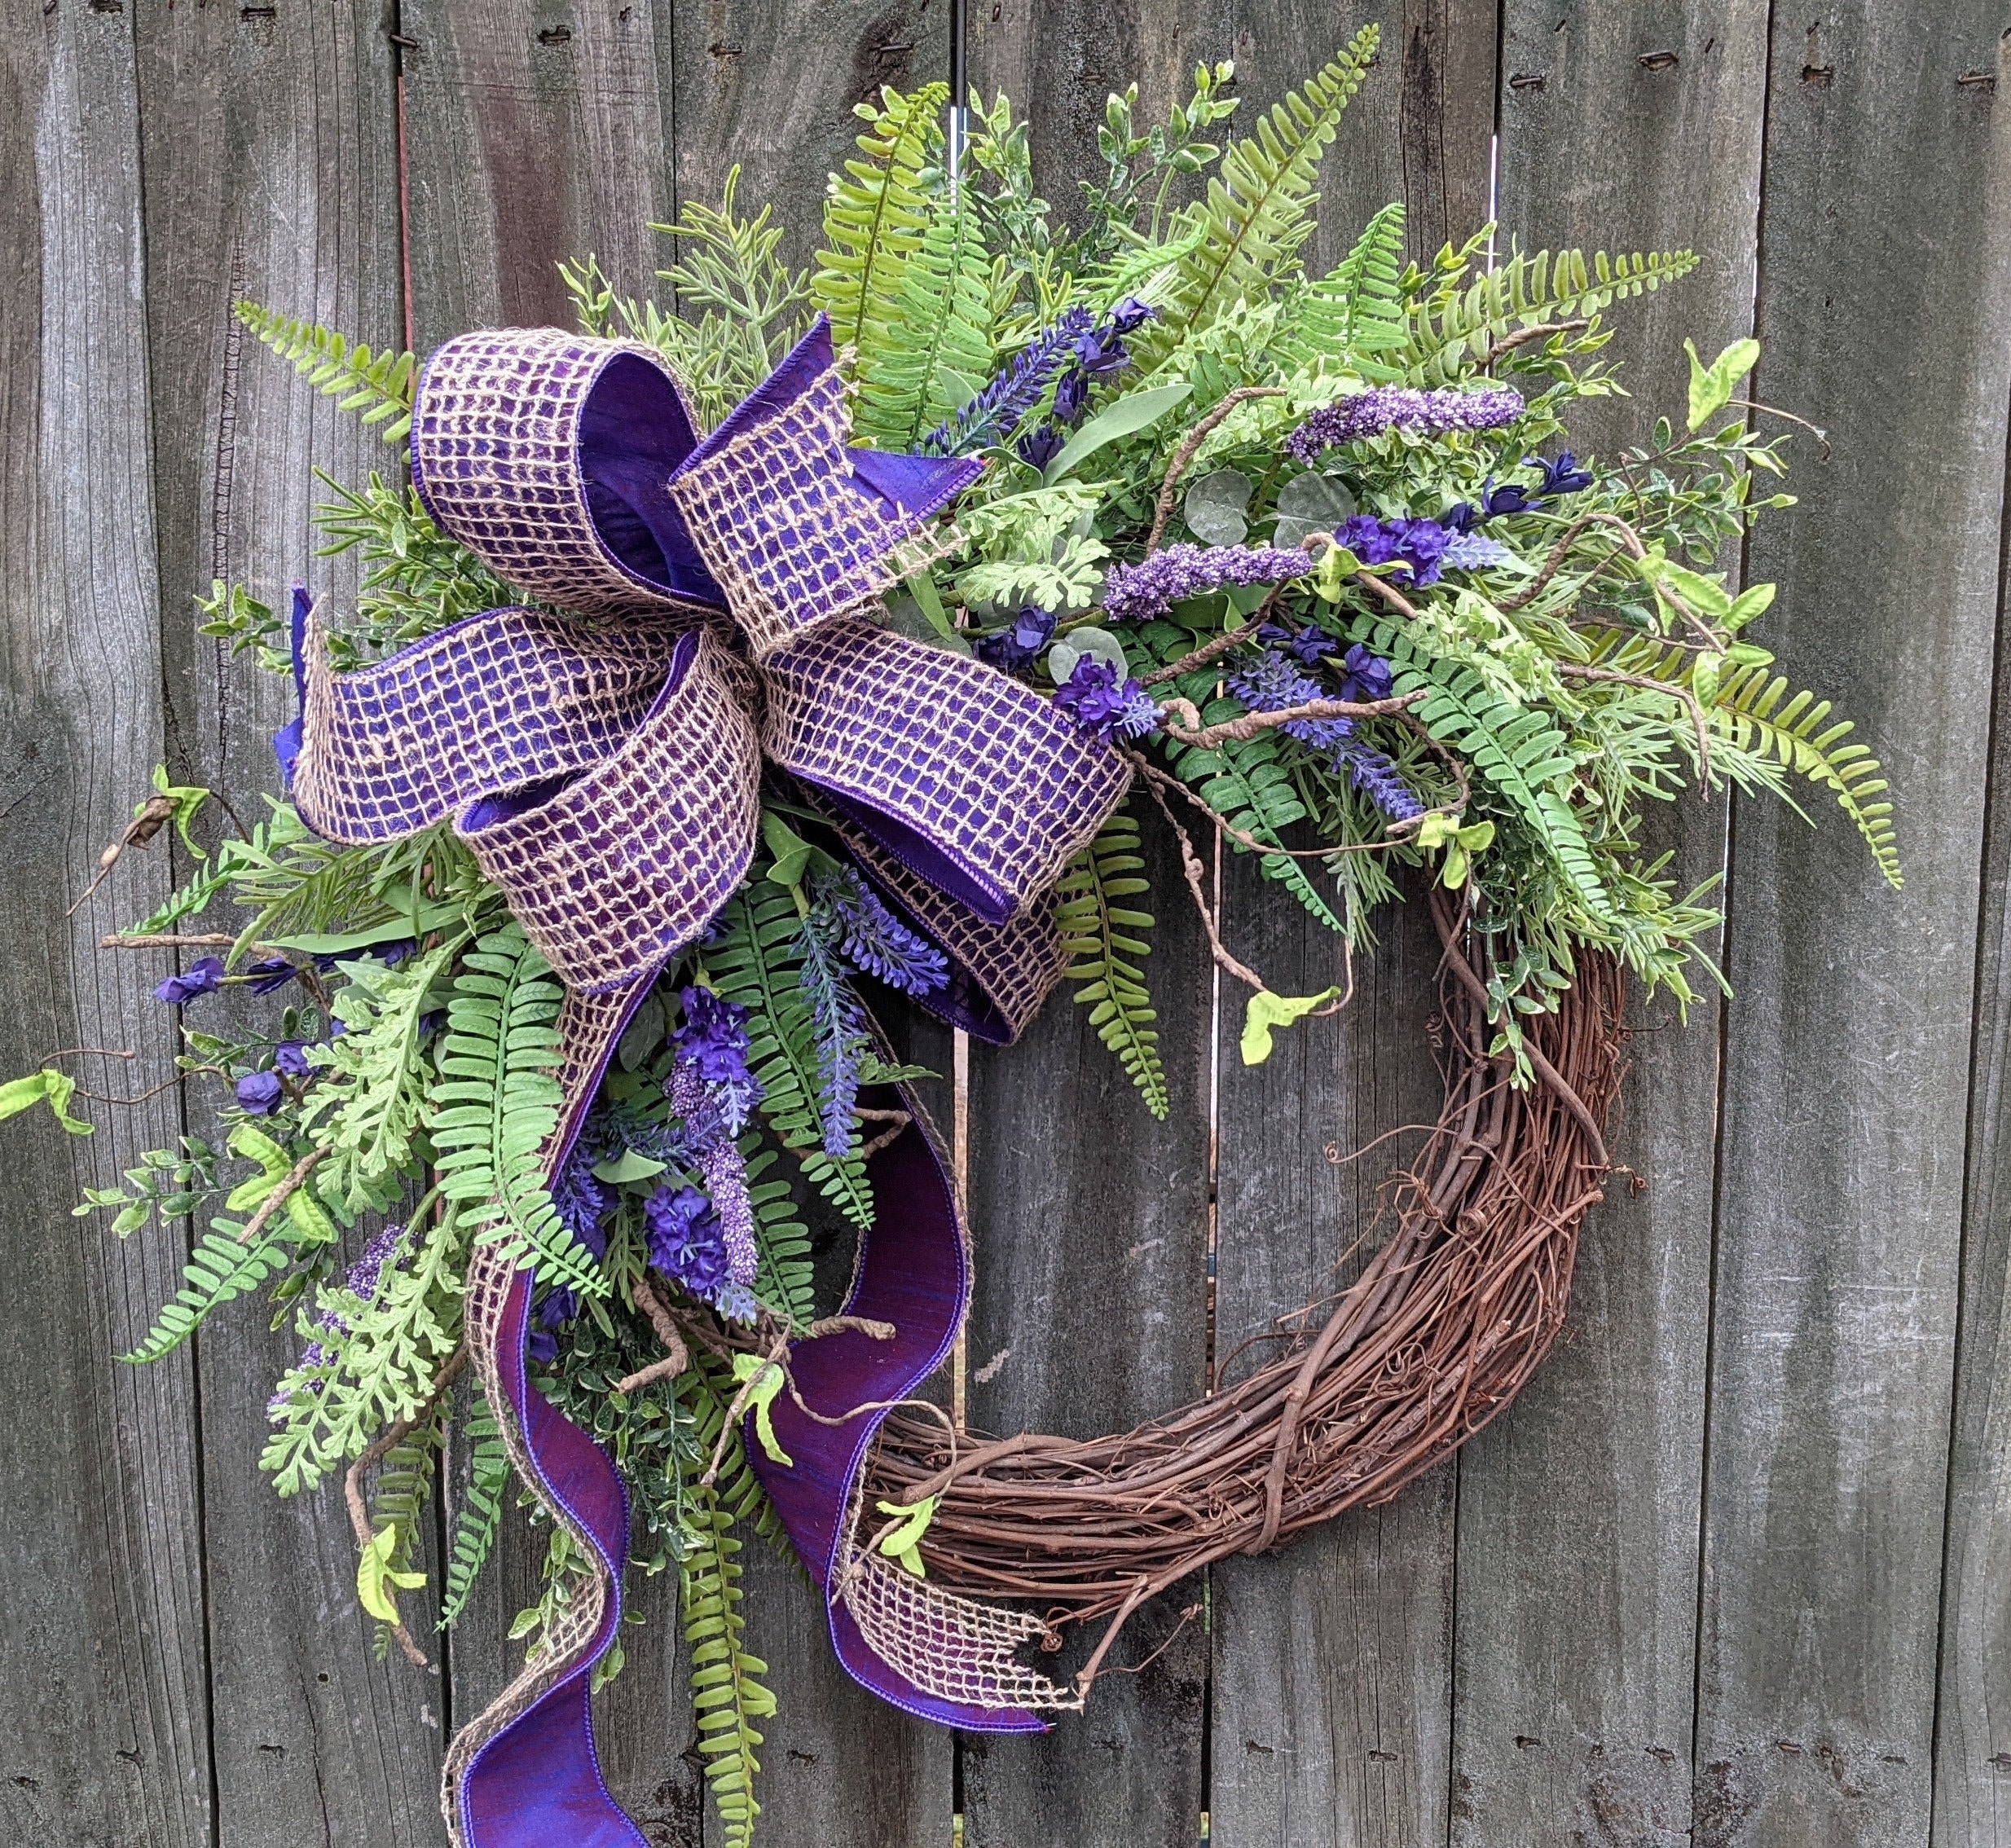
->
279;315;1126;1846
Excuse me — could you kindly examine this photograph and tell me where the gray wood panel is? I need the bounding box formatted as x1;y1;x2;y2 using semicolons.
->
1699;8;2011;1844
1204;15;1492;1846
130;6;451;1839
1446;8;1768;1844
0;6;212;1844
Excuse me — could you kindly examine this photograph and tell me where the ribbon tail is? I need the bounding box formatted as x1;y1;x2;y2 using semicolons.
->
745;1077;1068;1729
443;984;653;1848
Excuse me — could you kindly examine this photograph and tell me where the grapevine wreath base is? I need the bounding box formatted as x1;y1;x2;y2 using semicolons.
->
865;891;1625;1699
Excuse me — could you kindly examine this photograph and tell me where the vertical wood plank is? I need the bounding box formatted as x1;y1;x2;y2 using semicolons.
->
130;6;451;1838
400;0;680;350
671;13;961;1841
1938;448;2011;1848
1701;9;2011;1844
1446;7;1768;1844
1204;15;1492;1846
0;5;212;1842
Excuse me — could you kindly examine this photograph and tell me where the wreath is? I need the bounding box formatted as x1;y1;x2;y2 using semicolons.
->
7;28;1899;1848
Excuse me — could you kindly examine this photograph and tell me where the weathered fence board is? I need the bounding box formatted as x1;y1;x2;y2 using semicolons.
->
1445;8;1768;1845
0;7;213;1846
1206;15;1491;1846
1699;9;2011;1845
10;6;2011;1846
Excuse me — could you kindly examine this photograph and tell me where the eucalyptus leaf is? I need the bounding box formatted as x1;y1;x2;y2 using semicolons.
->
1047;626;1129;684
1272;471;1357;547
1183;468;1253;545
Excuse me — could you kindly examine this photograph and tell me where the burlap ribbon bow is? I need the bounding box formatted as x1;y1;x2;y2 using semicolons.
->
282;316;1122;1846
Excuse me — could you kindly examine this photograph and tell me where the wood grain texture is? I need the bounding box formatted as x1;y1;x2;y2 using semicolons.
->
1208;879;1455;1848
1699;8;2011;1845
0;6;212;1843
400;0;680;352
1199;20;1490;1846
130;7;450;1839
1445;8;1768;1844
958;809;1212;1848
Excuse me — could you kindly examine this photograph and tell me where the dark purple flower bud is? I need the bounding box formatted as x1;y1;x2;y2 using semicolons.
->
1441;501;1480;535
274;1041;314;1078
975;605;1058;671
1053;368;1089;426
527;1324;560;1365
235;1071;284;1115
1480;477;1535;517
244;957;301;995
924;308;1096;455
1259;622;1334;667
1533;450;1594;497
154;957;225;1006
1338;643;1396;703
1015;423;1065;470
1107;297;1155;335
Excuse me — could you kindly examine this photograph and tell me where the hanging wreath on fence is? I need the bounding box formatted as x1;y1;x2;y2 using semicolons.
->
8;25;1899;1848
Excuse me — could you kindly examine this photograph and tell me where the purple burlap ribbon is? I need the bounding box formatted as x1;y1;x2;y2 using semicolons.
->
283;316;1121;1843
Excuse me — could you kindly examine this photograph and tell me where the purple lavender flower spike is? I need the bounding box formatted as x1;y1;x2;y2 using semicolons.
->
816;867;950;998
1100;543;1316;623
1226;647;1423;821
1287;385;1525;463
1442;531;1515;571
669;1063;759;1298
1054;658;1161;744
924;308;1094;455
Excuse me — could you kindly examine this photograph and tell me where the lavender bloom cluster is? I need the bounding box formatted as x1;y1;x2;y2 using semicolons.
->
1226;645;1423;822
1054;658;1160;745
1100;543;1316;624
922;308;1094;457
1287;386;1526;463
816;867;948;999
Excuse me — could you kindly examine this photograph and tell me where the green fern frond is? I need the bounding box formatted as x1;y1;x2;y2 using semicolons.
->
1403;244;1699;385
427;925;608;1296
854;191;993;450
746;1142;816;1329
236;302;414;445
441;1387;509;1628
1142;26;1380;359
1054;805;1168;1119
681;1478;776;1848
1276;200;1408;376
707;887;875;1228
813;84;947;379
123;1216;302;1364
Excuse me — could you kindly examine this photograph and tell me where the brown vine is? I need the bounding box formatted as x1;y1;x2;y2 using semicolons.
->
864;894;1625;1696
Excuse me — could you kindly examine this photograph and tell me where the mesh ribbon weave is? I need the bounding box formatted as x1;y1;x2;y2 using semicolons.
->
278;315;1141;1846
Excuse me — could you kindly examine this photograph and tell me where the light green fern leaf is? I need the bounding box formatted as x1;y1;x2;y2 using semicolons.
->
1140;26;1380;360
1054;805;1169;1118
441;1387;509;1627
426;926;607;1296
813;83;947;380
745;1142;816;1330
681;1479;776;1848
854;191;993;450
1276;199;1408;376
1404;244;1700;385
237;302;414;445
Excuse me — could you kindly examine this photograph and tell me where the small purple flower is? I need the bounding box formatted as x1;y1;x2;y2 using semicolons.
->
1105;296;1154;336
1287;386;1525;463
551;1155;612;1257
1101;543;1315;623
274;1041;314;1078
1338;643;1395;704
1054;658;1161;745
1052;369;1089;425
154;957;224;1006
1259;622;1335;667
235;1071;284;1115
674;986;760;1132
527;1324;560;1364
244;957;301;995
1534;450;1594;496
977;605;1058;670
1442;531;1515;572
645;1183;732;1305
1016;423;1065;469
1338;515;1451;588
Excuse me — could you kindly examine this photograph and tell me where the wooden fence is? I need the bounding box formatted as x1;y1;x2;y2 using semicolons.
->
4;2;2009;1843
